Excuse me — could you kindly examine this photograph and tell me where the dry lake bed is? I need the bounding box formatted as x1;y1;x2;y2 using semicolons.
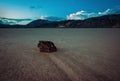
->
0;28;120;81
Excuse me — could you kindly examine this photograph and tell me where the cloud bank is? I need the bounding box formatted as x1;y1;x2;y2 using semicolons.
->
39;7;120;21
67;9;111;20
0;17;32;25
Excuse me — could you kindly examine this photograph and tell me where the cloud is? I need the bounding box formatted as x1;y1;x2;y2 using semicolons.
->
98;9;110;15
39;16;65;21
40;16;46;19
67;10;97;20
67;9;111;20
67;10;86;20
29;5;42;10
108;7;120;14
30;6;36;9
0;17;32;25
37;7;120;21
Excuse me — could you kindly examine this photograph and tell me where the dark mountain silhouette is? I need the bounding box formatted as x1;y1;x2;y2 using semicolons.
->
0;14;120;28
78;14;120;28
27;19;52;28
0;23;26;28
27;14;120;28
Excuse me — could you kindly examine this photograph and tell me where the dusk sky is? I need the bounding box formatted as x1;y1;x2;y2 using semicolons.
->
0;0;120;20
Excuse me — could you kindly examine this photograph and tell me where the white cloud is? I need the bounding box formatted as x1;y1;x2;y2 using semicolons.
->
39;16;65;21
0;18;32;25
40;16;46;20
76;10;85;15
67;9;111;20
98;9;110;15
17;20;32;25
108;7;120;14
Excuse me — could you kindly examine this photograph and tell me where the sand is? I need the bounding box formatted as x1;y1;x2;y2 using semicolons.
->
0;28;120;81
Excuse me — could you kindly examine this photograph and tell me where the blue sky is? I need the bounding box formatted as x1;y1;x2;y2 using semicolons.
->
0;0;120;20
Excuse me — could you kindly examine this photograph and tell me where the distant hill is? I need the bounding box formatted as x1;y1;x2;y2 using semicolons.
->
27;19;52;27
0;23;26;28
27;14;120;28
0;14;120;28
78;14;120;28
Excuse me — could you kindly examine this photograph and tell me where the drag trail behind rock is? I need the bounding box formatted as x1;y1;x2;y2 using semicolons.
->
0;42;112;81
48;54;81;81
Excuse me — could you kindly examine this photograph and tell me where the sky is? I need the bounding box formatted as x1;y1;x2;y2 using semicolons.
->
0;0;120;20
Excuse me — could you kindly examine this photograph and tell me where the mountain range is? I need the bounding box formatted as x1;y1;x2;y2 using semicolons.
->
0;14;120;28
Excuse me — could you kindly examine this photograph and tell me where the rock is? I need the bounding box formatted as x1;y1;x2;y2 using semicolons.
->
37;41;57;53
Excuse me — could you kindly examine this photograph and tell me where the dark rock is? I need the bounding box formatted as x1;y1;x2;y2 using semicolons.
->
37;41;57;53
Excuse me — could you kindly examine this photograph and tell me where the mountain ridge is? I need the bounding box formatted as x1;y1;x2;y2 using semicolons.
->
0;14;120;28
27;14;120;28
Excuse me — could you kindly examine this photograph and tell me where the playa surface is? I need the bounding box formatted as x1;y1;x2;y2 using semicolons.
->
0;28;120;81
